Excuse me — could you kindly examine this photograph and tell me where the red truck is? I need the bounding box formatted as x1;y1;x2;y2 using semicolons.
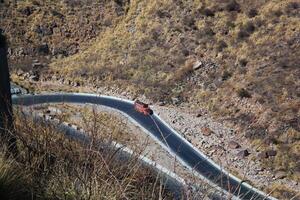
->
134;100;153;115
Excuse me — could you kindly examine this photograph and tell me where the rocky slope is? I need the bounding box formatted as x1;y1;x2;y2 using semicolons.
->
1;0;300;198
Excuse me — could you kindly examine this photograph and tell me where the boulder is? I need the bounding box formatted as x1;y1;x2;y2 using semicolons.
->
16;69;24;76
74;81;80;87
64;79;72;85
171;97;180;105
228;141;241;149
158;101;166;106
7;48;13;56
37;43;49;55
237;149;250;158
32;62;43;68
48;107;62;115
275;171;286;179
201;127;214;136
266;150;277;157
35;25;53;36
18;6;34;16
258;151;268;159
51;10;64;19
196;113;202;117
193;60;203;70
29;75;39;82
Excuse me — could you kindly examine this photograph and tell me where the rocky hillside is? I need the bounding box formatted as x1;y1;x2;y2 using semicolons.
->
0;0;124;69
1;0;300;194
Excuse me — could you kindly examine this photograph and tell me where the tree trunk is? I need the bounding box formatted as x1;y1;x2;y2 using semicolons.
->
0;33;17;156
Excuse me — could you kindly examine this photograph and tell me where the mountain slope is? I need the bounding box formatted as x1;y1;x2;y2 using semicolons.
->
1;0;299;198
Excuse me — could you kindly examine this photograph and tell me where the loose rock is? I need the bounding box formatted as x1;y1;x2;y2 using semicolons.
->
171;97;180;105
196;113;202;117
228;141;240;149
201;127;214;136
237;149;250;158
275;171;286;179
193;60;203;70
266;150;277;157
29;75;39;82
258;151;268;159
16;69;24;76
37;43;49;55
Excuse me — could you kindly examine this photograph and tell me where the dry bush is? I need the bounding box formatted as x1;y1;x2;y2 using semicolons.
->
173;59;194;82
0;109;176;200
0;154;33;200
266;184;299;200
236;88;251;99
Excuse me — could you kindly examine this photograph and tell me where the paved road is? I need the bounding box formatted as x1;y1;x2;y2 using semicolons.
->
12;93;276;200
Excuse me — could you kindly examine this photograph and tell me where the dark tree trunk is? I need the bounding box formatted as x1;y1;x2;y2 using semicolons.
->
0;32;17;156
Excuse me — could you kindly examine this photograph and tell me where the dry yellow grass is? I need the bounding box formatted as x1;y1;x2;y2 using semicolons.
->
0;108;176;199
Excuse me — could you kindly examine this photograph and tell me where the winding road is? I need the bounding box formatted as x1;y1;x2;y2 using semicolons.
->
12;93;276;200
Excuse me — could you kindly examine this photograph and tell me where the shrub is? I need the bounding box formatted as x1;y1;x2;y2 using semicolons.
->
237;22;255;40
0;109;177;199
173;59;194;81
237;30;250;40
216;40;228;52
221;71;232;81
287;2;299;9
247;8;258;18
182;16;197;30
202;26;215;36
285;2;299;16
237;58;248;67
201;8;215;17
226;0;241;12
272;10;283;17
237;88;251;98
0;155;32;200
244;21;255;33
156;10;171;18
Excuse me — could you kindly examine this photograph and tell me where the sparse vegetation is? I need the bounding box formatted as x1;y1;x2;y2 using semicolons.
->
0;109;176;199
237;88;251;99
1;0;299;198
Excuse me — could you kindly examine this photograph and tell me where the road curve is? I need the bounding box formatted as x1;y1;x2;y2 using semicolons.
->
12;93;276;200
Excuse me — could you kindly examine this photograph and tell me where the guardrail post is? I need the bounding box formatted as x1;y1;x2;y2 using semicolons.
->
0;32;17;156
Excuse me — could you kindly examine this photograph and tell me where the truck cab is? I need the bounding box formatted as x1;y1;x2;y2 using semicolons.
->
134;100;153;115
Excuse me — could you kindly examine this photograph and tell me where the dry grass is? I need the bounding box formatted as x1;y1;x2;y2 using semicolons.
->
0;154;32;200
266;183;300;200
0;108;177;199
